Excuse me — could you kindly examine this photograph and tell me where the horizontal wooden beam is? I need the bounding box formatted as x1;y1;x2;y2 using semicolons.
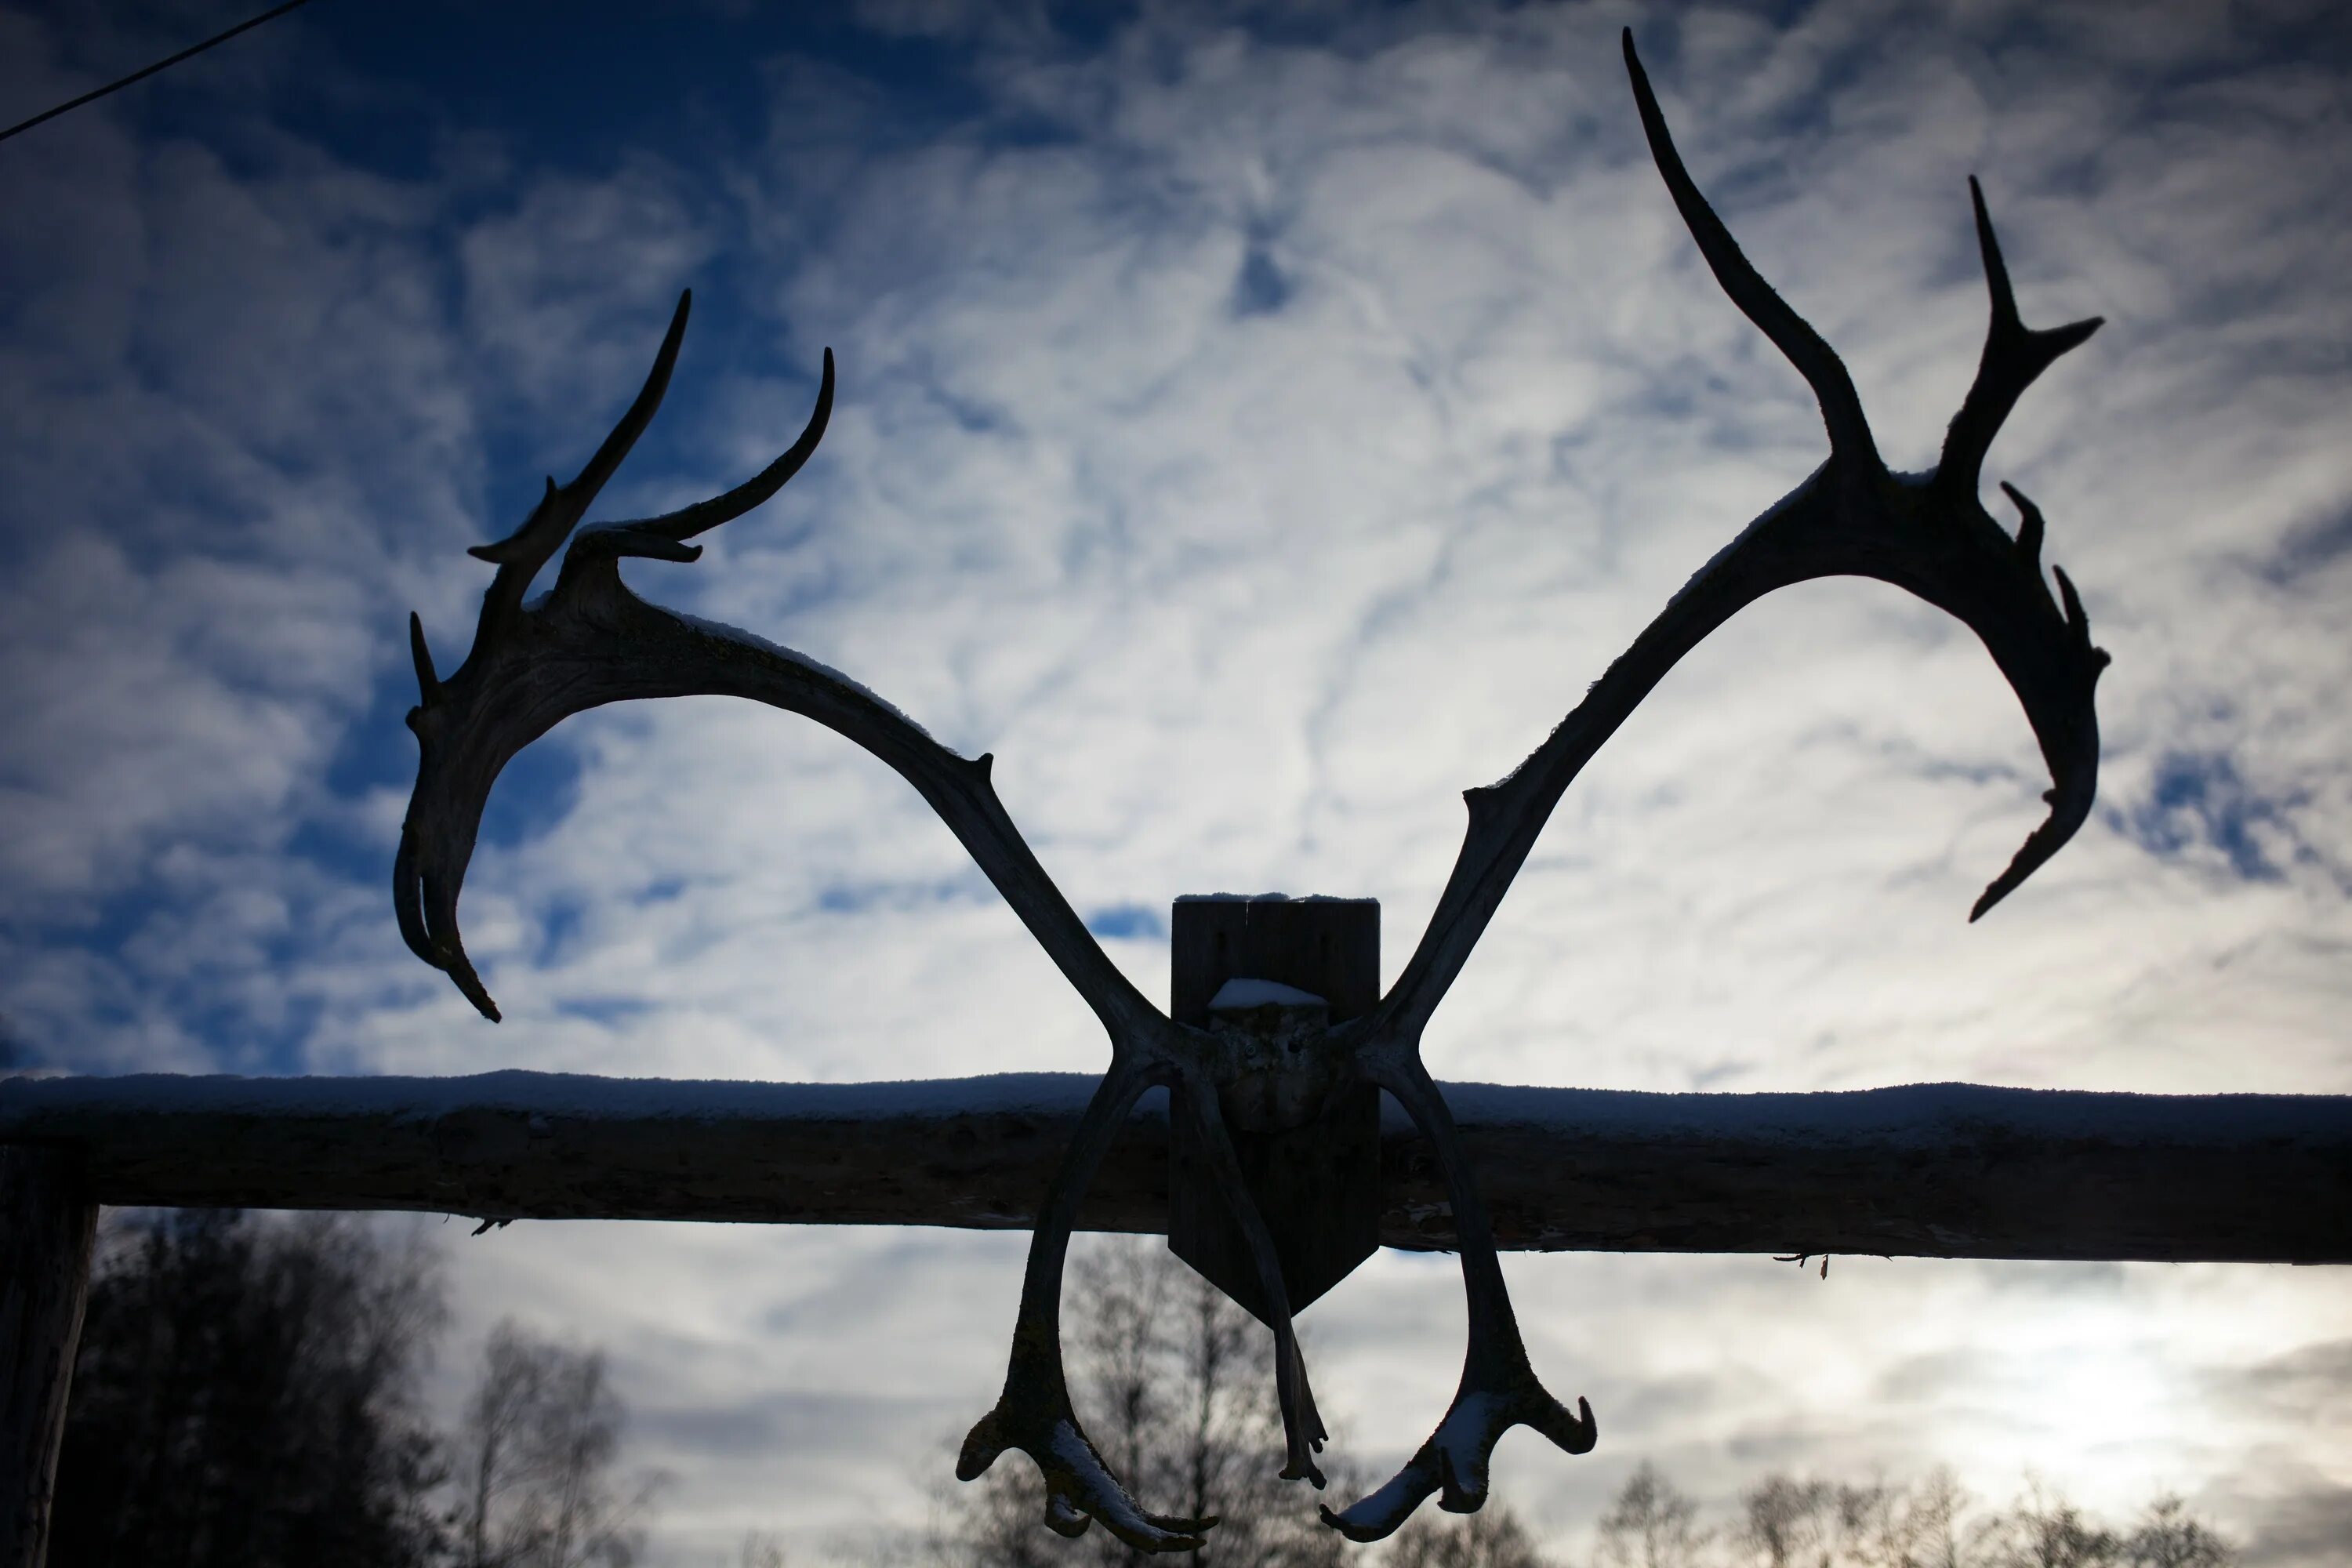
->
2;1071;2347;1262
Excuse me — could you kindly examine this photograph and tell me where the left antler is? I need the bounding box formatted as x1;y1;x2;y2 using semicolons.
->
396;27;2108;1548
1319;30;2107;1540
395;292;1320;1552
396;290;1157;1036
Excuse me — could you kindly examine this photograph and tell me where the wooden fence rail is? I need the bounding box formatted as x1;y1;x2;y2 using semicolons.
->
6;1069;2349;1262
7;1066;2351;1567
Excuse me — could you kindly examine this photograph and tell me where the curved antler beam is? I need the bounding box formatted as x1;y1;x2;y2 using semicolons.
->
1373;29;2108;1046
395;293;1156;1041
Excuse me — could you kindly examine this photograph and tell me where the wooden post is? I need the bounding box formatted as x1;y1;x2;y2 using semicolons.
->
1;1146;95;1568
1167;895;1381;1325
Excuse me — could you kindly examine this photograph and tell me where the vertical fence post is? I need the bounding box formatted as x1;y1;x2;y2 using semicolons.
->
1;1146;95;1568
1167;895;1381;1324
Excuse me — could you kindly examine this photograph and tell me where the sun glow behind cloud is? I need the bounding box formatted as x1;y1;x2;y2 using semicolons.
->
2;0;2349;1561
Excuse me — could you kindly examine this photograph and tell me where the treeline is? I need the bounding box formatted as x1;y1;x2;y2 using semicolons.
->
861;1238;2236;1568
50;1208;658;1568
1585;1461;2230;1568
45;1219;2239;1568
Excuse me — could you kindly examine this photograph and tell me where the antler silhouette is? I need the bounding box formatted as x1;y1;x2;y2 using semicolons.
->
1314;31;2107;1538
1369;34;2105;1059
394;291;1320;1552
393;27;2107;1552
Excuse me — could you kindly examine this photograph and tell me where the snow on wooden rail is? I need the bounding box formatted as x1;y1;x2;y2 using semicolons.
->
4;1070;2347;1263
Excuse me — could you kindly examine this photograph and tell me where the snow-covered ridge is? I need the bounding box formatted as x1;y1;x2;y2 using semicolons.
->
3;1070;2344;1152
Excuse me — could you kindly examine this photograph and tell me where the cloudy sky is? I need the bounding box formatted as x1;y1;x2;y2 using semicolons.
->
4;0;2348;1560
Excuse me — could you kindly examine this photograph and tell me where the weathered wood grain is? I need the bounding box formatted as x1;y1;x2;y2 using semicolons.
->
2;1072;2347;1262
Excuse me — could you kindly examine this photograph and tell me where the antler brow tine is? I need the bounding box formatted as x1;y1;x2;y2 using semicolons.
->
1621;28;1880;471
466;289;695;621
407;612;440;703
591;347;837;560
1937;177;2104;503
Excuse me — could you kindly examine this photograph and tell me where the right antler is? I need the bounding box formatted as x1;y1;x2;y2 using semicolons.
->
1316;29;2108;1541
1370;32;2107;1054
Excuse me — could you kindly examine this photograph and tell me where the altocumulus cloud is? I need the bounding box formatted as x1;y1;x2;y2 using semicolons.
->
2;0;2348;1561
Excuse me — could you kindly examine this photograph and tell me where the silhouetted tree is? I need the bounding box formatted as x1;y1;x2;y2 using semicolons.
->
1979;1483;2123;1568
1382;1506;1552;1568
1596;1463;1709;1568
1741;1467;1977;1567
1973;1484;2230;1568
2121;1498;2230;1568
50;1208;451;1568
456;1318;662;1567
935;1238;1548;1568
1583;1466;2233;1568
733;1529;790;1567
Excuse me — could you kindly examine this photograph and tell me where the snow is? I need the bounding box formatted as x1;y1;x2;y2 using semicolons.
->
1419;1079;2352;1149
1208;978;1328;1011
670;608;938;742
1171;893;1376;904
1433;1390;1504;1483
1661;460;1822;612
2;1070;2342;1152
0;1069;1119;1129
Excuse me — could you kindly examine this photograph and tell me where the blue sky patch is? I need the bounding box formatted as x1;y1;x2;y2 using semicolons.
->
1086;902;1166;942
2118;750;2287;882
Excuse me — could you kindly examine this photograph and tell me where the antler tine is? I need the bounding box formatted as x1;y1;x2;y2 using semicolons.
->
1174;1072;1330;1486
960;1058;1222;1554
585;347;837;563
466;289;695;625
1321;1050;1594;1541
1622;29;1881;473
1937;180;2104;504
1371;31;2108;1044
399;285;1167;1034
408;612;441;705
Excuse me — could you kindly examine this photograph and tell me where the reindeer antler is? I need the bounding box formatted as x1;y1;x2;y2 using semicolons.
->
1370;31;2107;1049
395;289;1156;1033
394;29;2108;1550
394;291;1324;1552
1316;31;2107;1540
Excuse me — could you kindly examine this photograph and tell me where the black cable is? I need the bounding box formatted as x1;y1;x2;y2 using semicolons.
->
0;0;325;147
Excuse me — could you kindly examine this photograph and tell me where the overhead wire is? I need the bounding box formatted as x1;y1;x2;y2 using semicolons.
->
0;0;325;147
